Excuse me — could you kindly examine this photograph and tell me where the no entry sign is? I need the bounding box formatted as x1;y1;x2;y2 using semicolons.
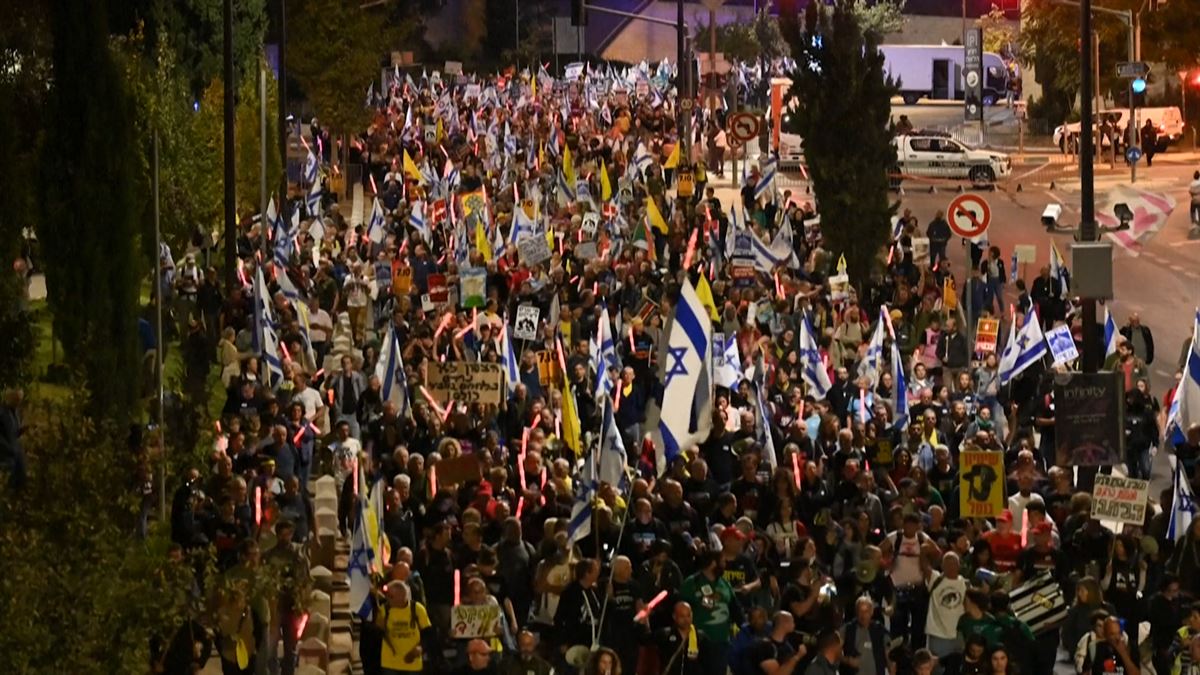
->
947;194;991;241
728;113;761;144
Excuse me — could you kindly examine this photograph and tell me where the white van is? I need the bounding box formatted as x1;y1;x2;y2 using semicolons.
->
1053;106;1185;153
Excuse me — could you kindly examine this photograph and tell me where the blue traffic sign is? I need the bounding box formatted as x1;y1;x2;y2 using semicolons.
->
1126;146;1143;163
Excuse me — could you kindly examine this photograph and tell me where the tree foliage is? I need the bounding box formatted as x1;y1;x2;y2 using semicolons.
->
289;0;416;137
852;0;907;40
782;0;897;284
234;62;284;215
150;0;268;96
694;9;791;62
978;5;1018;56
0;395;190;672
37;0;143;419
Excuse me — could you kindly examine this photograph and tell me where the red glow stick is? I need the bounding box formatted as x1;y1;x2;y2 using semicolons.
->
516;496;525;519
314;368;325;380
215;420;222;434
327;389;335;405
442;399;455;423
683;228;698;269
430;465;438;499
453;569;461;605
635;590;669;621
858;389;867;424
254;486;263;526
295;613;310;641
1020;512;1029;547
791;452;802;489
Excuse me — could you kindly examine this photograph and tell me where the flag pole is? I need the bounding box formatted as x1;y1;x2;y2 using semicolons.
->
261;66;270;267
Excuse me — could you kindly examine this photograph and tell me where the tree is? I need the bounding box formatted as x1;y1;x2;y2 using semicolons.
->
694;9;790;62
1143;0;1200;70
37;0;143;419
234;61;284;215
782;0;897;284
978;4;1018;56
150;0;268;97
853;0;907;39
289;0;416;139
0;395;191;671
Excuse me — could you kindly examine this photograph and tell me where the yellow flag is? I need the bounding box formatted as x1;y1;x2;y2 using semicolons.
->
436;118;445;143
696;272;720;322
531;71;538;98
837;254;848;275
562;142;576;188
560;377;582;456
664;142;681;169
600;160;613;202
538;143;546;171
645;197;669;235
476;221;493;263
403;149;424;183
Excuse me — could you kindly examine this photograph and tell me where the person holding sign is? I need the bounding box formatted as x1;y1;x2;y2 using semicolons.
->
377;580;434;674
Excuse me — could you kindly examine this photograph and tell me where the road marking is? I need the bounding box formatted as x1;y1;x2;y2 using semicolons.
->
1012;164;1050;182
1169;239;1200;247
1044;191;1063;205
1156;369;1174;379
1170;264;1186;272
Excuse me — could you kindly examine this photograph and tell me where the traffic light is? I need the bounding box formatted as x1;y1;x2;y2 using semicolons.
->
1132;78;1147;94
1131;77;1147;107
571;0;588;26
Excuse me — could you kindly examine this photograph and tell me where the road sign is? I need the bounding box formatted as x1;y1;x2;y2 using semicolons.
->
947;194;991;240
1116;61;1149;79
1125;146;1143;164
728;113;761;144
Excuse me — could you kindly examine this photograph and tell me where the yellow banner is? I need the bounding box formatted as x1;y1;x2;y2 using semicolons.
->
960;450;1005;518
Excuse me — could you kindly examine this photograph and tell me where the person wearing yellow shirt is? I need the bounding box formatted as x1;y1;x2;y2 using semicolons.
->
378;580;433;674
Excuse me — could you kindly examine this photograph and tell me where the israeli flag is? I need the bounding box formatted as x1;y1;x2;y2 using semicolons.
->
652;279;714;474
557;167;577;203
799;315;832;398
366;197;386;245
858;308;887;386
597;396;628;490
510;204;537;245
304;149;320;184
252;268;284;389
1169;456;1197;540
891;340;909;430
306;179;322;218
1167;311;1200;447
633;142;653;176
566;479;595;545
504;121;518;156
754;154;778;203
409;200;430;243
347;493;376;619
272;207;294;270
1049;242;1071;298
998;308;1047;386
375;323;411;419
1103;306;1119;359
754;372;778;469
501;321;521;397
592;307;620;400
714;333;744;389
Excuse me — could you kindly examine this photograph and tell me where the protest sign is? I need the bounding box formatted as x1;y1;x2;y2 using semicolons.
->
960;450;1004;518
427;362;503;405
1092;474;1149;526
460;268;487;308
575;241;598;260
428;274;449;304
1046;325;1079;367
975;318;999;353
436;454;482;487
518;235;552;267
449;604;502;638
514;305;540;340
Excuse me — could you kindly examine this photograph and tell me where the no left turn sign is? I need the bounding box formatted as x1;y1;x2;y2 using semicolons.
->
947;193;991;241
728;113;761;144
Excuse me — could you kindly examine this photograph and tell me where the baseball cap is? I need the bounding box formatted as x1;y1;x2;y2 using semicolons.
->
997;510;1013;523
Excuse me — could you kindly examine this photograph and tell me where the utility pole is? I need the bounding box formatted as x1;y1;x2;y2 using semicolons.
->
223;0;237;293
1079;0;1099;374
261;67;270;264
152;129;166;521
278;0;289;210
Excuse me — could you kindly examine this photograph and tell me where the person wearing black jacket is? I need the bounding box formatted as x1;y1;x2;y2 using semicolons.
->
937;317;970;384
639;601;719;675
926;211;952;268
842;597;889;675
553;558;603;654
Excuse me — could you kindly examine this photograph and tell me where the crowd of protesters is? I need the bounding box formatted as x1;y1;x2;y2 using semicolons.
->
147;61;1200;675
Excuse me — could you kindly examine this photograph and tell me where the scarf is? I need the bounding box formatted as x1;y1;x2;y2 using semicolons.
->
687;625;699;658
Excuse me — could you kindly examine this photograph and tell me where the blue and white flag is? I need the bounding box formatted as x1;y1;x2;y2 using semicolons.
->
305;148;320;183
799;315;832;398
306;178;322;218
347;492;376;619
504;121;518;156
1169;456;1197;540
409;200;430;243
566;480;595;544
1167;311;1200;447
891;340;909;430
252;268;284;389
1104;306;1119;359
375;322;411;419
651;279;714;475
754;155;778;203
366;197;386;245
597;396;628;490
858;308;887;386
754;370;778;469
592;307;619;400
1049;241;1070;298
501;320;521;397
714;333;743;389
510;204;537;245
998;308;1047;385
271;202;294;269
633;142;653;176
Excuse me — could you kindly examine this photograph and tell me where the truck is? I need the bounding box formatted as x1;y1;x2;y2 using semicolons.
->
1053;106;1185;154
879;45;1011;106
893;131;1012;185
